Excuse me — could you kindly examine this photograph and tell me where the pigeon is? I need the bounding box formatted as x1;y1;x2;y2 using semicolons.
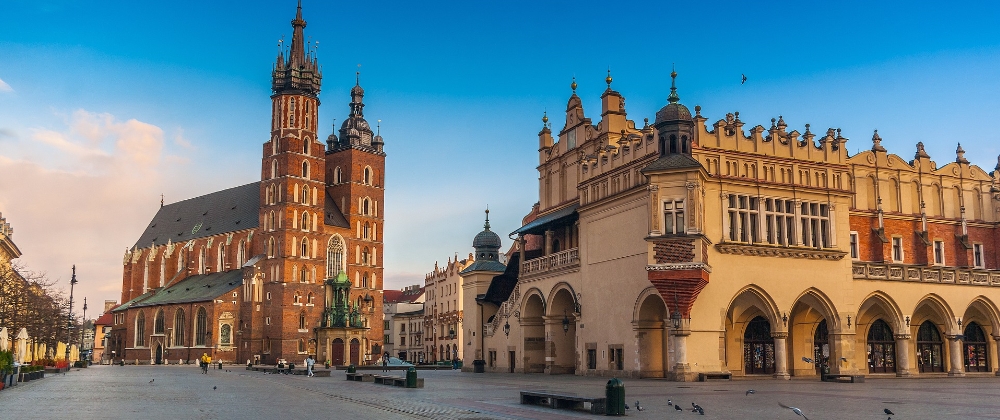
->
213;386;217;390
625;403;630;410
801;357;813;364
884;408;895;415
635;401;643;411
667;399;672;406
779;403;809;420
674;404;682;411
149;379;154;384
697;407;704;415
741;74;747;85
746;389;755;396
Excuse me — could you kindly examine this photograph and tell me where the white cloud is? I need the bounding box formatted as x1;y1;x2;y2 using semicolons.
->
0;109;194;307
0;77;12;93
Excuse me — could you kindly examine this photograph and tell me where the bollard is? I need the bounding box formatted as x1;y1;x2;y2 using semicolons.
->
120;360;125;366
405;367;417;388
605;378;625;416
347;364;356;374
218;362;223;370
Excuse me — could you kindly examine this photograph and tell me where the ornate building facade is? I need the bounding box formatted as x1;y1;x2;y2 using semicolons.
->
110;3;386;365
466;71;1000;380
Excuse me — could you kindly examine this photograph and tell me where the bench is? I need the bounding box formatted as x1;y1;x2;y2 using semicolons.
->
519;391;607;415
822;374;865;383
698;372;732;381
346;372;374;382
372;374;424;388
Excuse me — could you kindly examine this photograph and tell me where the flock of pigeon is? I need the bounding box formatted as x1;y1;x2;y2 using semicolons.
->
625;390;898;419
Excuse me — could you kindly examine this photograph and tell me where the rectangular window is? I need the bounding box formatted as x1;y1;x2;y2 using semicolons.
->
974;244;985;269
265;317;271;326
933;240;945;266
849;231;859;260
799;202;830;248
587;349;597;370
727;195;760;243
400;337;406;346
663;200;685;235
892;237;904;263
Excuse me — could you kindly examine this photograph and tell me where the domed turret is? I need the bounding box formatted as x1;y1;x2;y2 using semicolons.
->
473;209;502;249
654;69;692;124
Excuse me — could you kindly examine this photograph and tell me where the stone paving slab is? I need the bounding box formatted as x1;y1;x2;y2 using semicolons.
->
3;365;1000;419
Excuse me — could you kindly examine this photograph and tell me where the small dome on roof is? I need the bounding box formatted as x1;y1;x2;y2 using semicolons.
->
654;69;692;124
472;209;501;249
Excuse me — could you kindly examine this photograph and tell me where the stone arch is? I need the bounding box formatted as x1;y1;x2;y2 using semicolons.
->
520;288;545;318
963;296;1000;334
519;288;546;373
632;287;669;323
632;287;668;378
788;288;841;376
545;282;577;316
857;291;905;332
912;293;958;335
790;288;841;331
726;284;781;330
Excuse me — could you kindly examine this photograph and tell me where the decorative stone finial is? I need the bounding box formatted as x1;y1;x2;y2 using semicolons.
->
871;129;886;152
956;143;969;164
804;123;811;135
695;105;701;117
915;141;930;159
606;69;612;88
571;77;577;93
542;111;548;125
776;116;786;129
484;207;491;230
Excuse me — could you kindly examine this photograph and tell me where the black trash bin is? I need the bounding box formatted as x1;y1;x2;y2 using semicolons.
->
605;378;625;416
472;359;485;373
405;367;418;388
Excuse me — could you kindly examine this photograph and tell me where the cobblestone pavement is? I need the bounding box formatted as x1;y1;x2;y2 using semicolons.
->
4;365;1000;419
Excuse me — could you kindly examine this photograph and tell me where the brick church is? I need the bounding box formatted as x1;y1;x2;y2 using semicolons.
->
109;2;386;366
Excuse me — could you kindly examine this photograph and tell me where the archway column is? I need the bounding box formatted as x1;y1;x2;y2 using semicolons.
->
993;336;1000;376
828;333;857;374
772;331;790;380
669;319;692;381
947;334;965;377
894;334;911;377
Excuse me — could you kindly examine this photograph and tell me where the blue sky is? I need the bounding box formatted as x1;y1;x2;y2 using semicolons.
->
2;1;999;308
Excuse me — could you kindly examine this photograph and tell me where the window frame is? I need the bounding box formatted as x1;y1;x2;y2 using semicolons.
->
849;231;860;260
662;199;686;235
891;236;904;263
974;243;985;269
933;240;945;266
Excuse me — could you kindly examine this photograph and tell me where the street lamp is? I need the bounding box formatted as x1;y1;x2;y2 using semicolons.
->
671;308;682;329
65;265;78;362
503;321;510;337
561;311;570;334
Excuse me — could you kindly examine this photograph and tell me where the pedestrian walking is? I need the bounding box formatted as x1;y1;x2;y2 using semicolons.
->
305;356;315;377
200;353;211;374
382;352;389;372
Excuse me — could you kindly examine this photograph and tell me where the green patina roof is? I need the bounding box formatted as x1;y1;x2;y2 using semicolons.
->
327;270;349;285
110;290;156;312
129;269;243;309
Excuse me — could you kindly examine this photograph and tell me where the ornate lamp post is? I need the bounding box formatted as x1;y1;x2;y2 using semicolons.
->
65;265;78;362
503;321;510;337
561;310;570;334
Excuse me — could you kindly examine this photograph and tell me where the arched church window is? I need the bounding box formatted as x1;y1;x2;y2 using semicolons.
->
303;138;309;155
154;309;165;334
362;198;370;216
867;319;896;373
362;247;370;265
301;186;309;204
267;237;276;258
271;160;278;179
301;238;308;258
195;307;208;346
174;309;185;347
364;222;371;239
199;247;206;274
302;161;309;178
217;243;225;272
364;166;372;185
299;312;307;330
135;311;146;347
334;166;342;184
327;236;345;278
307;292;315;304
237;240;246;266
301;212;310;231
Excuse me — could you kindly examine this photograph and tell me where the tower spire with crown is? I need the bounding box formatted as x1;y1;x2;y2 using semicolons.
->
288;0;307;68
667;65;680;104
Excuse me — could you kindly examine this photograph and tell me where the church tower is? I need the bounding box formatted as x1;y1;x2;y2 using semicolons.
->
255;0;328;361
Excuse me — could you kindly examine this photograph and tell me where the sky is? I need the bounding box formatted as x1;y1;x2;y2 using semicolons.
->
2;1;999;315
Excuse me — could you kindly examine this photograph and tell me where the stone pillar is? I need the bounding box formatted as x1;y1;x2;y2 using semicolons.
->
947;335;965;377
544;230;554;256
894;334;911;377
827;333;857;374
772;332;790;380
994;336;1000;376
669;319;692;381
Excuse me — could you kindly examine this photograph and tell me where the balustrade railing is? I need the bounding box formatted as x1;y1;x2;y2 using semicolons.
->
520;248;579;278
852;262;1000;286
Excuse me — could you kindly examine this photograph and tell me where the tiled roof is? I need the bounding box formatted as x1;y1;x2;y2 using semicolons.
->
131;270;243;308
482;253;521;306
641;153;703;173
111;290;156;312
460;259;506;275
133;182;260;248
94;312;114;326
324;188;350;228
384;288;424;304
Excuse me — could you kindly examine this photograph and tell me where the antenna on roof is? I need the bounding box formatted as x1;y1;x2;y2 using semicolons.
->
160;194;164;207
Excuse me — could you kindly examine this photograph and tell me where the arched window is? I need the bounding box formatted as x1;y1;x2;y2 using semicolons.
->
334;166;342;184
135;311;146;347
743;316;774;374
917;320;944;372
217;243;225;272
294;292;302;304
220;324;232;346
174;309;186;347
271;160;278;179
299;311;307;330
301;212;310;231
177;253;185;273
363;222;371;239
300;268;307;283
867;319;896;373
154;309;165;334
195;307;208;346
272;138;277;155
362;272;369;288
327;236;345;277
237;240;246;266
307;292;315;304
300;239;308;258
298;338;306;353
363;166;372;185
199;247;206;274
362;247;370;265
964;322;989;372
362;198;370;215
302;161;309;178
301;185;309;204
303;138;310;154
267;237;275;258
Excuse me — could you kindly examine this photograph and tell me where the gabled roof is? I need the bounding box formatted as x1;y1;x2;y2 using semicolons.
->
384;287;424;304
131;269;243;309
324;188;350;228
94;312;114;326
134;182;260;248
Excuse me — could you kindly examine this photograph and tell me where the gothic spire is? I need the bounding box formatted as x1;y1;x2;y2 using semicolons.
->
667;66;680;104
288;0;307;68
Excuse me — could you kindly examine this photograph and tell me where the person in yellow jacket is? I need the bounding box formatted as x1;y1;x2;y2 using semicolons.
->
200;353;211;374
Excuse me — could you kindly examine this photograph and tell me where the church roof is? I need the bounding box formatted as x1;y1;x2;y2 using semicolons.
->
459;259;506;275
130;269;243;309
133;182;260;248
323;189;350;228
